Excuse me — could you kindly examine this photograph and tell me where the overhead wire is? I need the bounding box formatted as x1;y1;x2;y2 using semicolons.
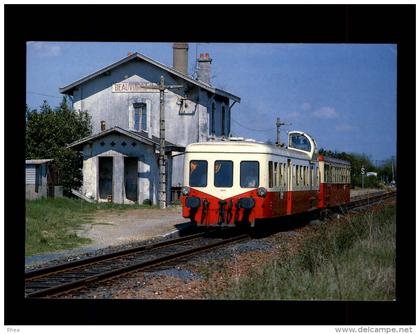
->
231;118;276;132
26;91;63;99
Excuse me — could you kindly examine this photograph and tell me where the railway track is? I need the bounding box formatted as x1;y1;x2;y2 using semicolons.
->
25;230;250;298
345;190;395;211
25;190;395;299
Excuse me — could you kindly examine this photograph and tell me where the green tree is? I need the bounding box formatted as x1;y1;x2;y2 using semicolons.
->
26;97;92;194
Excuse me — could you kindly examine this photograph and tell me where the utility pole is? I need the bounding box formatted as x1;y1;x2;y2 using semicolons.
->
275;117;290;147
159;76;166;210
158;76;183;209
132;76;182;209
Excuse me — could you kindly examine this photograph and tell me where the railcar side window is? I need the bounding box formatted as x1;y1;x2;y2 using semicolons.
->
214;160;233;187
240;161;259;188
274;162;278;187
189;160;208;187
325;164;330;183
283;163;287;186
268;161;273;188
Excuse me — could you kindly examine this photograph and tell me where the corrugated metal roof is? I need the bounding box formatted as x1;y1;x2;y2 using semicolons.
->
59;52;241;103
25;159;53;165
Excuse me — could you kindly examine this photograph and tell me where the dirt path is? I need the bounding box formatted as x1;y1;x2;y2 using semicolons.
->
76;206;188;249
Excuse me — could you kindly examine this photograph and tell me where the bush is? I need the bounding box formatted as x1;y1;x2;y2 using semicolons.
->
142;199;152;206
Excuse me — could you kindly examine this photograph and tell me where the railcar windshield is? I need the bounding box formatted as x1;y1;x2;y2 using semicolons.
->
214;160;233;187
240;161;259;188
189;160;208;187
289;133;311;152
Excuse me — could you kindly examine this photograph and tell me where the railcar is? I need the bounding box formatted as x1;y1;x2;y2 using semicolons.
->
180;131;351;227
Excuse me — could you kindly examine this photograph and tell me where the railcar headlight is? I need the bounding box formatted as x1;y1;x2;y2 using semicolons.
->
257;187;267;197
181;186;190;196
186;197;201;209
238;197;255;209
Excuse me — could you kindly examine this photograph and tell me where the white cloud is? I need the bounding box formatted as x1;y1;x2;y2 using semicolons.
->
286;111;300;119
335;123;359;132
30;42;62;57
301;102;312;111
312;106;339;119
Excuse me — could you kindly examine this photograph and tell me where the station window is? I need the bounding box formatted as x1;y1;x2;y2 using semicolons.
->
214;160;233;188
133;102;147;131
210;102;216;135
189;160;207;187
240;161;259;188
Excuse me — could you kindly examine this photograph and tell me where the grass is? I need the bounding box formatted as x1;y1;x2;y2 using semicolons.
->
25;197;155;256
214;204;396;301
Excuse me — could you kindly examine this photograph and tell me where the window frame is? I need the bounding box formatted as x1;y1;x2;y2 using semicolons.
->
214;160;234;188
240;161;260;188
189;160;208;188
133;102;147;132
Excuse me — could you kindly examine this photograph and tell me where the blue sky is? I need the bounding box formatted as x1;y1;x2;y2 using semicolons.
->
26;42;397;161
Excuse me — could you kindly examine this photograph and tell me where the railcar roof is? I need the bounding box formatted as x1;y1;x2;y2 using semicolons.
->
185;141;311;160
320;155;351;166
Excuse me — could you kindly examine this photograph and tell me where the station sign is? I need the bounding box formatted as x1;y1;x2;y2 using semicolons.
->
112;82;159;93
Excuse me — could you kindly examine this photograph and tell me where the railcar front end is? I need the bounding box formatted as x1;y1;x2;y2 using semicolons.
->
181;146;264;227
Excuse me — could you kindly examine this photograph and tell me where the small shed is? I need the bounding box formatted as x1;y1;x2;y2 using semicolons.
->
25;159;62;199
67;126;185;205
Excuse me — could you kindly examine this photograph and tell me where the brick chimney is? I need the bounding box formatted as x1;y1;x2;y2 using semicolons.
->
172;43;189;75
197;53;212;84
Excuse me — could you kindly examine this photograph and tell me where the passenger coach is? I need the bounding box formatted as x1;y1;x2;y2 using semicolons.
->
181;131;351;227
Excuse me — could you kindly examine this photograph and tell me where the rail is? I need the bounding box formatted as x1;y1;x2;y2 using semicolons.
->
25;231;249;298
25;190;395;298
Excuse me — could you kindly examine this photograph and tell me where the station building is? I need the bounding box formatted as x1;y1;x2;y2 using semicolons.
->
63;43;241;204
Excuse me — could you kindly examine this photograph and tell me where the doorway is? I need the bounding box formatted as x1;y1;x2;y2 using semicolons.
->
124;157;138;202
99;157;113;200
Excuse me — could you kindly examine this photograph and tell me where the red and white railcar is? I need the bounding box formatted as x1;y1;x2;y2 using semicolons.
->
181;131;350;227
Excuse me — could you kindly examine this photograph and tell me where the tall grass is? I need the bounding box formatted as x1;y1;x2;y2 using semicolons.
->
25;197;154;256
216;204;396;300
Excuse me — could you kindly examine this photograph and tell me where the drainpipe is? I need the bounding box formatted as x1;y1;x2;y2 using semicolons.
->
228;100;237;137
